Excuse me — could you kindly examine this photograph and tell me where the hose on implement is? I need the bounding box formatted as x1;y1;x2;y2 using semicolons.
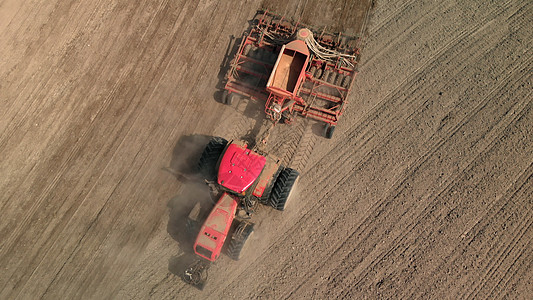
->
260;26;358;67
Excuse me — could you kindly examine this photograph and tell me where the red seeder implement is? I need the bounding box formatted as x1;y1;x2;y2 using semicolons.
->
223;10;361;138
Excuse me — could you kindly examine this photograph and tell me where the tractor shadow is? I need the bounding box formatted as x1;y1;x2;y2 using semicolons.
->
213;34;241;104
213;15;259;103
166;134;216;253
166;134;212;183
168;253;197;277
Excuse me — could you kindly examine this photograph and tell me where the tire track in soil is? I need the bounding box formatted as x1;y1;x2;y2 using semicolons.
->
407;160;533;297
363;0;453;67
287;121;317;173
402;165;533;299
466;199;532;300
3;0;147;248
459;175;533;299
287;54;532;300
0;0;96;145
333;89;532;299
492;240;532;299
367;0;417;36
0;0;115;210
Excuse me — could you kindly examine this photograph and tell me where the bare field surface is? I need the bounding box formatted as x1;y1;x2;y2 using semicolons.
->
0;0;531;299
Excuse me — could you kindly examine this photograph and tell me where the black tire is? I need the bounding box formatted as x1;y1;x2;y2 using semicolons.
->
221;90;227;104
225;92;234;105
250;46;259;59
222;90;234;105
324;124;335;139
327;71;336;83
227;221;254;260
269;168;299;211
198;137;228;181
259;166;282;204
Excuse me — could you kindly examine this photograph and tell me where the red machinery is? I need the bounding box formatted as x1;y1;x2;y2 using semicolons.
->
183;137;299;289
222;10;360;138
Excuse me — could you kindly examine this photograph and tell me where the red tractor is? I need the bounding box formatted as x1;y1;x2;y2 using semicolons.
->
183;137;299;289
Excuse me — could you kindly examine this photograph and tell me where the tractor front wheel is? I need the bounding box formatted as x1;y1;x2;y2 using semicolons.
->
227;221;254;260
198;137;228;181
269;168;299;211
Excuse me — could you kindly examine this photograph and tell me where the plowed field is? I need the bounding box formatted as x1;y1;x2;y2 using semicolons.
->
1;0;531;299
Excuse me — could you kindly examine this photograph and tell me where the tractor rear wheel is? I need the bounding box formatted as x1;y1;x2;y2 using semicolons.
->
269;168;299;211
259;167;282;204
198;137;228;181
227;221;254;260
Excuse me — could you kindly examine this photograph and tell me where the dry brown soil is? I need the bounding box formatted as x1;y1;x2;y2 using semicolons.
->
1;0;531;299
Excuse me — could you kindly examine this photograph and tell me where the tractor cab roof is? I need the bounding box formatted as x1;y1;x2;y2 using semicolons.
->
217;143;266;193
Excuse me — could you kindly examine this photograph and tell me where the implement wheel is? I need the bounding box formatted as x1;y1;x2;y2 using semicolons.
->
227;221;254;260
269;168;299;211
198;137;228;181
324;124;336;139
222;90;234;105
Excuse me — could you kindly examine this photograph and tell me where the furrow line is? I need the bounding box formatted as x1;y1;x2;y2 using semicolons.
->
490;235;532;299
364;0;452;66
466;213;532;300
367;0;417;35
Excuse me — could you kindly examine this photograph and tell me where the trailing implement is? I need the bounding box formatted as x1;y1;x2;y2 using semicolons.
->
223;10;362;138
